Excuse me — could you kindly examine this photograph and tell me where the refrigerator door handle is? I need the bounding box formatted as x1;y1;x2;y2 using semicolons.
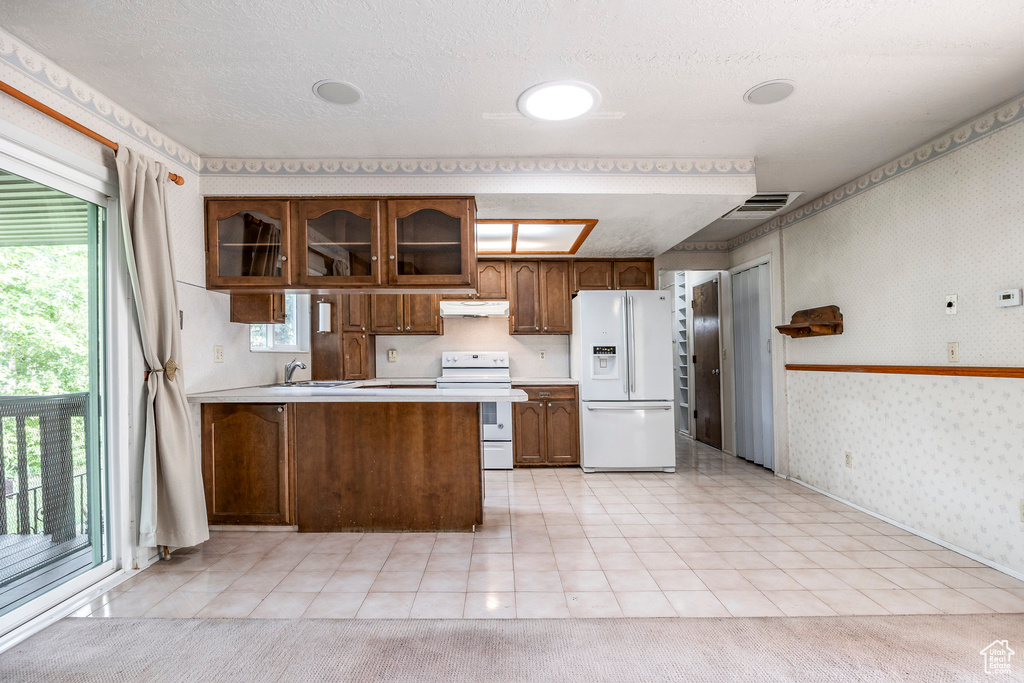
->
586;405;672;411
622;294;630;395
621;293;629;396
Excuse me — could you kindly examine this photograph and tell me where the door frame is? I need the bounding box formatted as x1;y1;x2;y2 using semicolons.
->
0;120;133;646
690;272;725;450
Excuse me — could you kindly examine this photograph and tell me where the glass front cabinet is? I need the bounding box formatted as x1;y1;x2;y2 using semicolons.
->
206;197;476;291
206;199;292;288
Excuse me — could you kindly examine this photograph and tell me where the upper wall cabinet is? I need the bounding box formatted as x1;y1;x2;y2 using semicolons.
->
295;199;382;287
443;259;508;300
572;259;655;293
206;199;292;288
206;197;476;292
385;199;476;287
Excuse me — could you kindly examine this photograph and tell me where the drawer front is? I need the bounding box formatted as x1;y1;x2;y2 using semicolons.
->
521;385;577;401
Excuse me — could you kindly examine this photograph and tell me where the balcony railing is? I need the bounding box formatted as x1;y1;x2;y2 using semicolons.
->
0;393;90;544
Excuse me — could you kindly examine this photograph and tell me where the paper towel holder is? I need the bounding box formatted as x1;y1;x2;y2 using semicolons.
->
317;300;332;334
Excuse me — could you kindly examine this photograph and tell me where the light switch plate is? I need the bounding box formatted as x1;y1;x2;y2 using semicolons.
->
945;295;957;315
213;345;224;363
947;342;959;363
387;349;397;363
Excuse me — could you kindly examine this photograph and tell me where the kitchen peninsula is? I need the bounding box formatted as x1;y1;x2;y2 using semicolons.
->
188;381;527;533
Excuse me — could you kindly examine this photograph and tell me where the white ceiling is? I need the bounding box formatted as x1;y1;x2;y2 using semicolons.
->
3;0;1024;246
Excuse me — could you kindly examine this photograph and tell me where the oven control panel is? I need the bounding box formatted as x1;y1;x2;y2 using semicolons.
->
442;351;509;368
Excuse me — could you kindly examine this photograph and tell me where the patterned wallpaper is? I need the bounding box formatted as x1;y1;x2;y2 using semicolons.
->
788;370;1024;574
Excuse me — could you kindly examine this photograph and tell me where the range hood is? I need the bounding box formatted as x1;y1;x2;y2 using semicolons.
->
439;300;510;318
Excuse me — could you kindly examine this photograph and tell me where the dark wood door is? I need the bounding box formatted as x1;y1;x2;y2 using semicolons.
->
476;260;507;299
202;403;291;525
404;294;442;334
341;293;370;332
545;400;579;464
311;295;342;381
385;198;476;287
539;260;572;333
513;402;545;465
509;261;540;333
370;294;404;334
206;198;292;289
229;293;286;324
614;261;654;290
693;280;723;450
294;198;382;287
342;333;373;380
574;261;613;292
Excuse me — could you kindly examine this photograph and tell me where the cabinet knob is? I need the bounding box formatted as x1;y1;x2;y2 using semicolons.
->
280;255;287;262
389;255;395;260
362;334;366;339
397;326;401;330
277;406;284;412
406;326;411;330
543;326;547;330
371;255;378;261
361;326;365;331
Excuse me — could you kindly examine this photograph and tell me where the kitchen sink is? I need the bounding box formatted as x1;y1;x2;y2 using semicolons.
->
268;380;356;389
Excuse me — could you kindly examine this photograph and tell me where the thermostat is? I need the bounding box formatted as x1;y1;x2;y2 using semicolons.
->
996;289;1021;307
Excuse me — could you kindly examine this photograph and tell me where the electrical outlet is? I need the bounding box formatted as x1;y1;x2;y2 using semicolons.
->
1019;499;1024;523
947;342;960;363
844;451;853;469
213;345;224;363
387;349;397;363
945;294;957;315
539;349;546;360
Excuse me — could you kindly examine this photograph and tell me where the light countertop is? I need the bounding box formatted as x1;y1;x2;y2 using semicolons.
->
511;378;578;386
188;381;527;403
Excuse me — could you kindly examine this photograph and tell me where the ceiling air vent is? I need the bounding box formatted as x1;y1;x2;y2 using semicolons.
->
721;192;801;220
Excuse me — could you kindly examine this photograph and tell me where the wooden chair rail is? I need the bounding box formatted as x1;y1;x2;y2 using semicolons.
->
786;364;1024;379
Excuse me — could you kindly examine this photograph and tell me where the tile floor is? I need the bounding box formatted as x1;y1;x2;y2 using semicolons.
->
74;439;1024;619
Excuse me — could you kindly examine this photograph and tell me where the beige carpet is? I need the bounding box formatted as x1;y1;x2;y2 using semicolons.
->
0;615;1019;682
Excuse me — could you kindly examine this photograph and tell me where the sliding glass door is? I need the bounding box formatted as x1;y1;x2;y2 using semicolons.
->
0;168;109;617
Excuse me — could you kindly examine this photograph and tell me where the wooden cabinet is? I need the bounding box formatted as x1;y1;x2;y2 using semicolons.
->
206;196;475;292
385;198;476;287
202;403;292;525
370;294;443;335
229;293;286;324
206;199;291;289
445;259;508;300
573;259;655;293
294;198;382;287
513;386;579;467
341;293;370;332
311;295;376;380
509;260;571;334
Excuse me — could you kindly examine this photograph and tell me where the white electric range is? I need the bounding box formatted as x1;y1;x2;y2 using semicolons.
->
436;351;512;469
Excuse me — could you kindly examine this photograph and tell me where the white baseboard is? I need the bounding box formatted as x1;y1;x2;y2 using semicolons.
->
787;476;1024;583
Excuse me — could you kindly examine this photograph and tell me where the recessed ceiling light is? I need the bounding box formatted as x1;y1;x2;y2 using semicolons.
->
743;79;795;105
313;79;363;105
517;81;601;121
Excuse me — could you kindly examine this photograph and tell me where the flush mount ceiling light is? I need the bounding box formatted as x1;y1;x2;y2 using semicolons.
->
476;219;598;254
743;79;795;105
517;81;601;121
312;79;363;105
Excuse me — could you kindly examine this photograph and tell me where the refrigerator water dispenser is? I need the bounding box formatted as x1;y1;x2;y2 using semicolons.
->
591;345;619;380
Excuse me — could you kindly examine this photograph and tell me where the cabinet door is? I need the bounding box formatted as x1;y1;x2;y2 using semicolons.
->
341;293;370;332
509;261;540;334
476;260;508;299
370;294;404;334
573;261;613;292
614;261;654;290
513;401;546;465
295;199;382;287
539;260;571;334
545;399;579;465
206;199;291;288
202;403;291;525
386;198;476;286
229;293;286;324
404;294;443;334
310;295;342;381
342;333;373;380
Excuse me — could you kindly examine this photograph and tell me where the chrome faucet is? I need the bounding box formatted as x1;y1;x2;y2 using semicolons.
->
284;358;307;385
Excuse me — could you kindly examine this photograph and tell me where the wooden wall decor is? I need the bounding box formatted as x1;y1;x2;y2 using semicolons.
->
776;305;843;338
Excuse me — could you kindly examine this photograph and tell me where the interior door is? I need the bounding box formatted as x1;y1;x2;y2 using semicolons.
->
731;264;775;469
693;280;722;449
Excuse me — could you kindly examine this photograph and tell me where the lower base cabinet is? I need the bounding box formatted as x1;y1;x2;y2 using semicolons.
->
202;403;293;525
513;386;579;466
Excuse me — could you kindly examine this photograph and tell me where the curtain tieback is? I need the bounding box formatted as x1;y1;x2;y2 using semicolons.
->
144;357;179;382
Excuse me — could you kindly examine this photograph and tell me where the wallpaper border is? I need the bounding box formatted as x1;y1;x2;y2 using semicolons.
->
0;27;202;171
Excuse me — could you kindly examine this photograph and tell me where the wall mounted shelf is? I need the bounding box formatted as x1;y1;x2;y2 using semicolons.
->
776;305;843;338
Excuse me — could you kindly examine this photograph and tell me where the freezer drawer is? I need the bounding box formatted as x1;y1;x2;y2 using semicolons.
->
482;441;513;470
580;401;675;472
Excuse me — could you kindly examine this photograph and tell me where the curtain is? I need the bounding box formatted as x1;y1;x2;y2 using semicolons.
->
242;213;281;277
115;148;208;549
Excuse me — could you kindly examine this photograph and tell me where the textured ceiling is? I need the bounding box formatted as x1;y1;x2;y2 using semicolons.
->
3;0;1024;245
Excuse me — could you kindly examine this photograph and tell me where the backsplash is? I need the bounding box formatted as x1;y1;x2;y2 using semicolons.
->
374;317;569;378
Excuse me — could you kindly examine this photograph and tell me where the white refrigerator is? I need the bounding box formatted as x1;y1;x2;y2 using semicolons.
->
570;290;676;472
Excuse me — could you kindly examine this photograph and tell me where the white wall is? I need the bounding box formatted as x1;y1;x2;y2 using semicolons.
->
740;106;1024;574
375;318;569;379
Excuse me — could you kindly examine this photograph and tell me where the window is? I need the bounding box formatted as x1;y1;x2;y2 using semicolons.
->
250;294;309;352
